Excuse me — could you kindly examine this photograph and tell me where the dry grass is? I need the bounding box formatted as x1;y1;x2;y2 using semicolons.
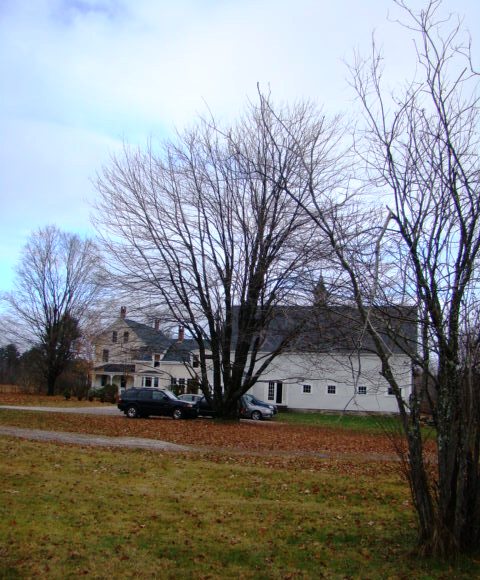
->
2;438;476;579
0;393;474;578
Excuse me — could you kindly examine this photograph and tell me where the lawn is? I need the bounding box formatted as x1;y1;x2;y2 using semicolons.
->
0;394;469;578
1;437;476;579
275;409;406;431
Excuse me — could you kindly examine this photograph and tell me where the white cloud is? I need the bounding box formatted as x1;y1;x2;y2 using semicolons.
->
1;0;479;291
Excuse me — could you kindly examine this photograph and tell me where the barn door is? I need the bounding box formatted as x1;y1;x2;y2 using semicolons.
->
268;381;284;405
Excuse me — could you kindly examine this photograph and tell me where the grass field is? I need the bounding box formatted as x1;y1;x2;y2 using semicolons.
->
276;410;403;431
1;437;476;579
0;395;474;578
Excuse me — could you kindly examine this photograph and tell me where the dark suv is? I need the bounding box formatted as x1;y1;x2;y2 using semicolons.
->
118;388;198;420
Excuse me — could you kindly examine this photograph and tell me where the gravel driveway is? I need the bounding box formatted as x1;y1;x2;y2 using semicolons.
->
0;425;193;451
0;404;195;451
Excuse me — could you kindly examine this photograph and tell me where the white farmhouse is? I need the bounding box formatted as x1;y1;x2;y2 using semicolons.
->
91;307;199;394
92;303;415;414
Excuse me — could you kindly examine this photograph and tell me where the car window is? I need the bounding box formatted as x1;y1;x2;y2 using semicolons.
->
152;391;167;401
138;390;153;401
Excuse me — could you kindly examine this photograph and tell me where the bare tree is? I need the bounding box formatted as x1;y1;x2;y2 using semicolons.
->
277;0;480;557
3;226;102;395
94;94;346;418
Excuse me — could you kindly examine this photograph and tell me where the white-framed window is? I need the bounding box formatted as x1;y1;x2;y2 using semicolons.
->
268;381;275;401
357;385;367;395
123;331;129;343
102;349;109;363
387;385;397;396
170;377;177;387
112;331;117;343
327;384;336;395
302;384;312;394
142;376;159;388
153;354;161;368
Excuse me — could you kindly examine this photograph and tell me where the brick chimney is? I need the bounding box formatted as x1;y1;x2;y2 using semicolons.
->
177;326;184;342
154;318;160;331
120;306;127;319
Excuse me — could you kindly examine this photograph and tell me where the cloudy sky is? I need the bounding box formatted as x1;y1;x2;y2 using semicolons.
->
1;0;479;294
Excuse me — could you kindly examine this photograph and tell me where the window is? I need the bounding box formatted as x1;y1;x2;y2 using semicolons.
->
102;349;109;363
303;384;312;394
142;376;159;388
193;355;199;368
178;378;185;388
268;382;275;401
387;386;397;396
187;378;197;391
358;386;367;395
138;390;152;401
152;390;167;401
327;385;336;395
153;354;161;368
170;377;177;387
112;331;117;343
123;331;129;343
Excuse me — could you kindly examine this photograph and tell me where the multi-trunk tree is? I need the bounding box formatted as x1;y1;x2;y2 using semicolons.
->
94;94;346;418
273;0;480;558
351;0;480;556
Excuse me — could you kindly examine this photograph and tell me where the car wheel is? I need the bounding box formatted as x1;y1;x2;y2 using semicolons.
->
126;405;139;419
250;410;262;421
172;408;184;420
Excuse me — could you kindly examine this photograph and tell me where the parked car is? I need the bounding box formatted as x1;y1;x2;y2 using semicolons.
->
196;394;274;420
239;395;274;420
178;393;204;404
118;388;198;419
242;393;278;415
196;396;217;418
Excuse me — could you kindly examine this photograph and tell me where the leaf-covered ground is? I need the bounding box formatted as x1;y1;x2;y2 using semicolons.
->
0;393;436;460
2;394;471;578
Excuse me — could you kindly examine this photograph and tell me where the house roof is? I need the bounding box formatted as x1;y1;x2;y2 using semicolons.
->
122;319;173;351
99;303;417;364
162;339;197;362
94;364;136;373
102;317;198;363
233;304;417;355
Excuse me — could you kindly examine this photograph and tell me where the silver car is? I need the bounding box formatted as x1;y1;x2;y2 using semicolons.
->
178;393;204;404
240;395;274;420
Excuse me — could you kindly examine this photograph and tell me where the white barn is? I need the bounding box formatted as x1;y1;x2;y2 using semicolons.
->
238;303;416;414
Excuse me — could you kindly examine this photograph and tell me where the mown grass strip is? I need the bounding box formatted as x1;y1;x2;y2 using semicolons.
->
0;437;476;579
275;410;402;431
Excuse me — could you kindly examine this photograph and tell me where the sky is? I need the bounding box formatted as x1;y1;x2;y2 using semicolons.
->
1;0;479;295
